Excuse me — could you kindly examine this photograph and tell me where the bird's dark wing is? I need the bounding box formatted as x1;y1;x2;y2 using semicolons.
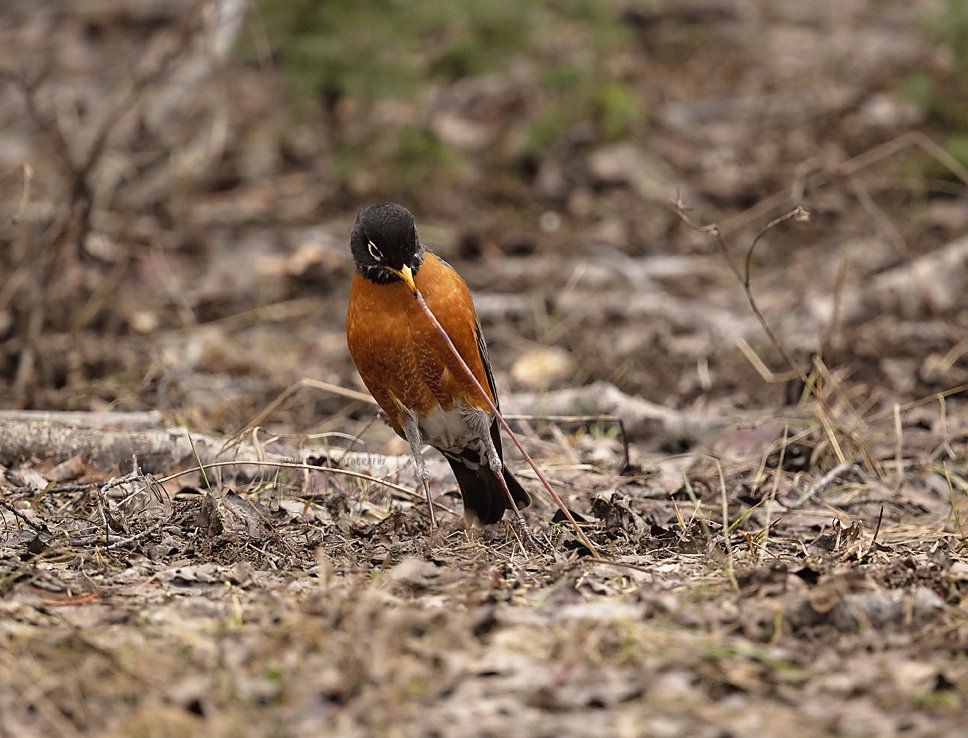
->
474;316;510;460
475;317;499;411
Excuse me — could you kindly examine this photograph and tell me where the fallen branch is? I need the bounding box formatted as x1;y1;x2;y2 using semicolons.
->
0;410;167;431
0;418;228;472
0;417;463;521
510;381;705;440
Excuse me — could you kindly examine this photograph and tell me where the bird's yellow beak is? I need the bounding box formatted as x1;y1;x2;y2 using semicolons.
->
390;264;417;295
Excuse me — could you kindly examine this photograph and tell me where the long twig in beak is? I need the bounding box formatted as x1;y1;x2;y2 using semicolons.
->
401;279;600;558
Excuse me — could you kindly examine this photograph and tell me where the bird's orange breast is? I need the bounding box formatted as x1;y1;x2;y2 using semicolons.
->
346;252;494;435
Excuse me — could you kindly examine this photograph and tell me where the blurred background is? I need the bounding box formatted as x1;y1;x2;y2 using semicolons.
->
1;0;966;445
4;6;968;735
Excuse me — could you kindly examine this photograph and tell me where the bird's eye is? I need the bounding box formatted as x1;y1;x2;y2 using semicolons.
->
367;240;384;262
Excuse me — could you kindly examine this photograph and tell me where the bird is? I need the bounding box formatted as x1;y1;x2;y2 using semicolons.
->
345;202;531;528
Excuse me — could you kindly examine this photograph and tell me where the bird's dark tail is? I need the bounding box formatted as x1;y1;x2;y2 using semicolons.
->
446;459;531;525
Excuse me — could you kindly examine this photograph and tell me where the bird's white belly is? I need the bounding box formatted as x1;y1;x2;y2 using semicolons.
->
418;403;492;455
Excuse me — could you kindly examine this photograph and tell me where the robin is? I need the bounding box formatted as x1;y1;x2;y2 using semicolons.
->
346;202;531;527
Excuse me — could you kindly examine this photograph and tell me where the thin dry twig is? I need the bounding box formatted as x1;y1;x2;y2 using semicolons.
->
716;461;738;590
719;131;968;236
758;424;789;562
230;378;375;453
786;461;860;509
67;516;169;551
504;413;631;473
825;250;849;351
8;162;32;224
734;337;798;383
867;384;968;423
893;403;904;493
154;458;458;519
675;196;812;386
937;395;957;461
0;499;44;532
0;3;216;402
863;505;885;560
674;196;854;468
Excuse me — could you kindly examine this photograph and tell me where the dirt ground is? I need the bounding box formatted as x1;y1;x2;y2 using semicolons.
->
1;1;967;736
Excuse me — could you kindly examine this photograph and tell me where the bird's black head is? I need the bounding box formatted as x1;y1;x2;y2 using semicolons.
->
350;202;425;285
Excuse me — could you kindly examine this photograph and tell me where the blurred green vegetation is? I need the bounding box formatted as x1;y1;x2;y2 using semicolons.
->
901;0;968;171
928;0;968;74
250;0;652;190
256;0;540;102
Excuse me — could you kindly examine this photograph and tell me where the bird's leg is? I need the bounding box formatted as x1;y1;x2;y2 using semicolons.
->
461;406;504;481
403;411;437;530
479;415;535;547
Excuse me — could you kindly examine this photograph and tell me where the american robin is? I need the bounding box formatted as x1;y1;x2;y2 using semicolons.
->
345;202;531;527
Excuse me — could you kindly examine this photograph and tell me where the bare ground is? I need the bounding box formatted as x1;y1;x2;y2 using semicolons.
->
1;1;967;736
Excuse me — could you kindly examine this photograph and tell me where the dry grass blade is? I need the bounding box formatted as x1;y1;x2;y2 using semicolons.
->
941;462;967;543
893;403;904;493
867;384;968;422
720;131;968;236
734;337;798;383
9;162;32;224
674;197;813;388
716;461;738;590
503;413;631;473
674;197;857;470
0;498;43;531
154;458;440;502
227;377;376;455
863;505;885;560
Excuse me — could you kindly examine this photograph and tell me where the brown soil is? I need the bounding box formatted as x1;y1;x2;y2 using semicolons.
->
1;1;966;736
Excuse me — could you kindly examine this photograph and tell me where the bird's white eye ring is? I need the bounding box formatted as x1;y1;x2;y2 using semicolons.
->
367;240;384;262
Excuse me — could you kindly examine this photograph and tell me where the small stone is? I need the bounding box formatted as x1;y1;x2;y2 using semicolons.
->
511;347;575;388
